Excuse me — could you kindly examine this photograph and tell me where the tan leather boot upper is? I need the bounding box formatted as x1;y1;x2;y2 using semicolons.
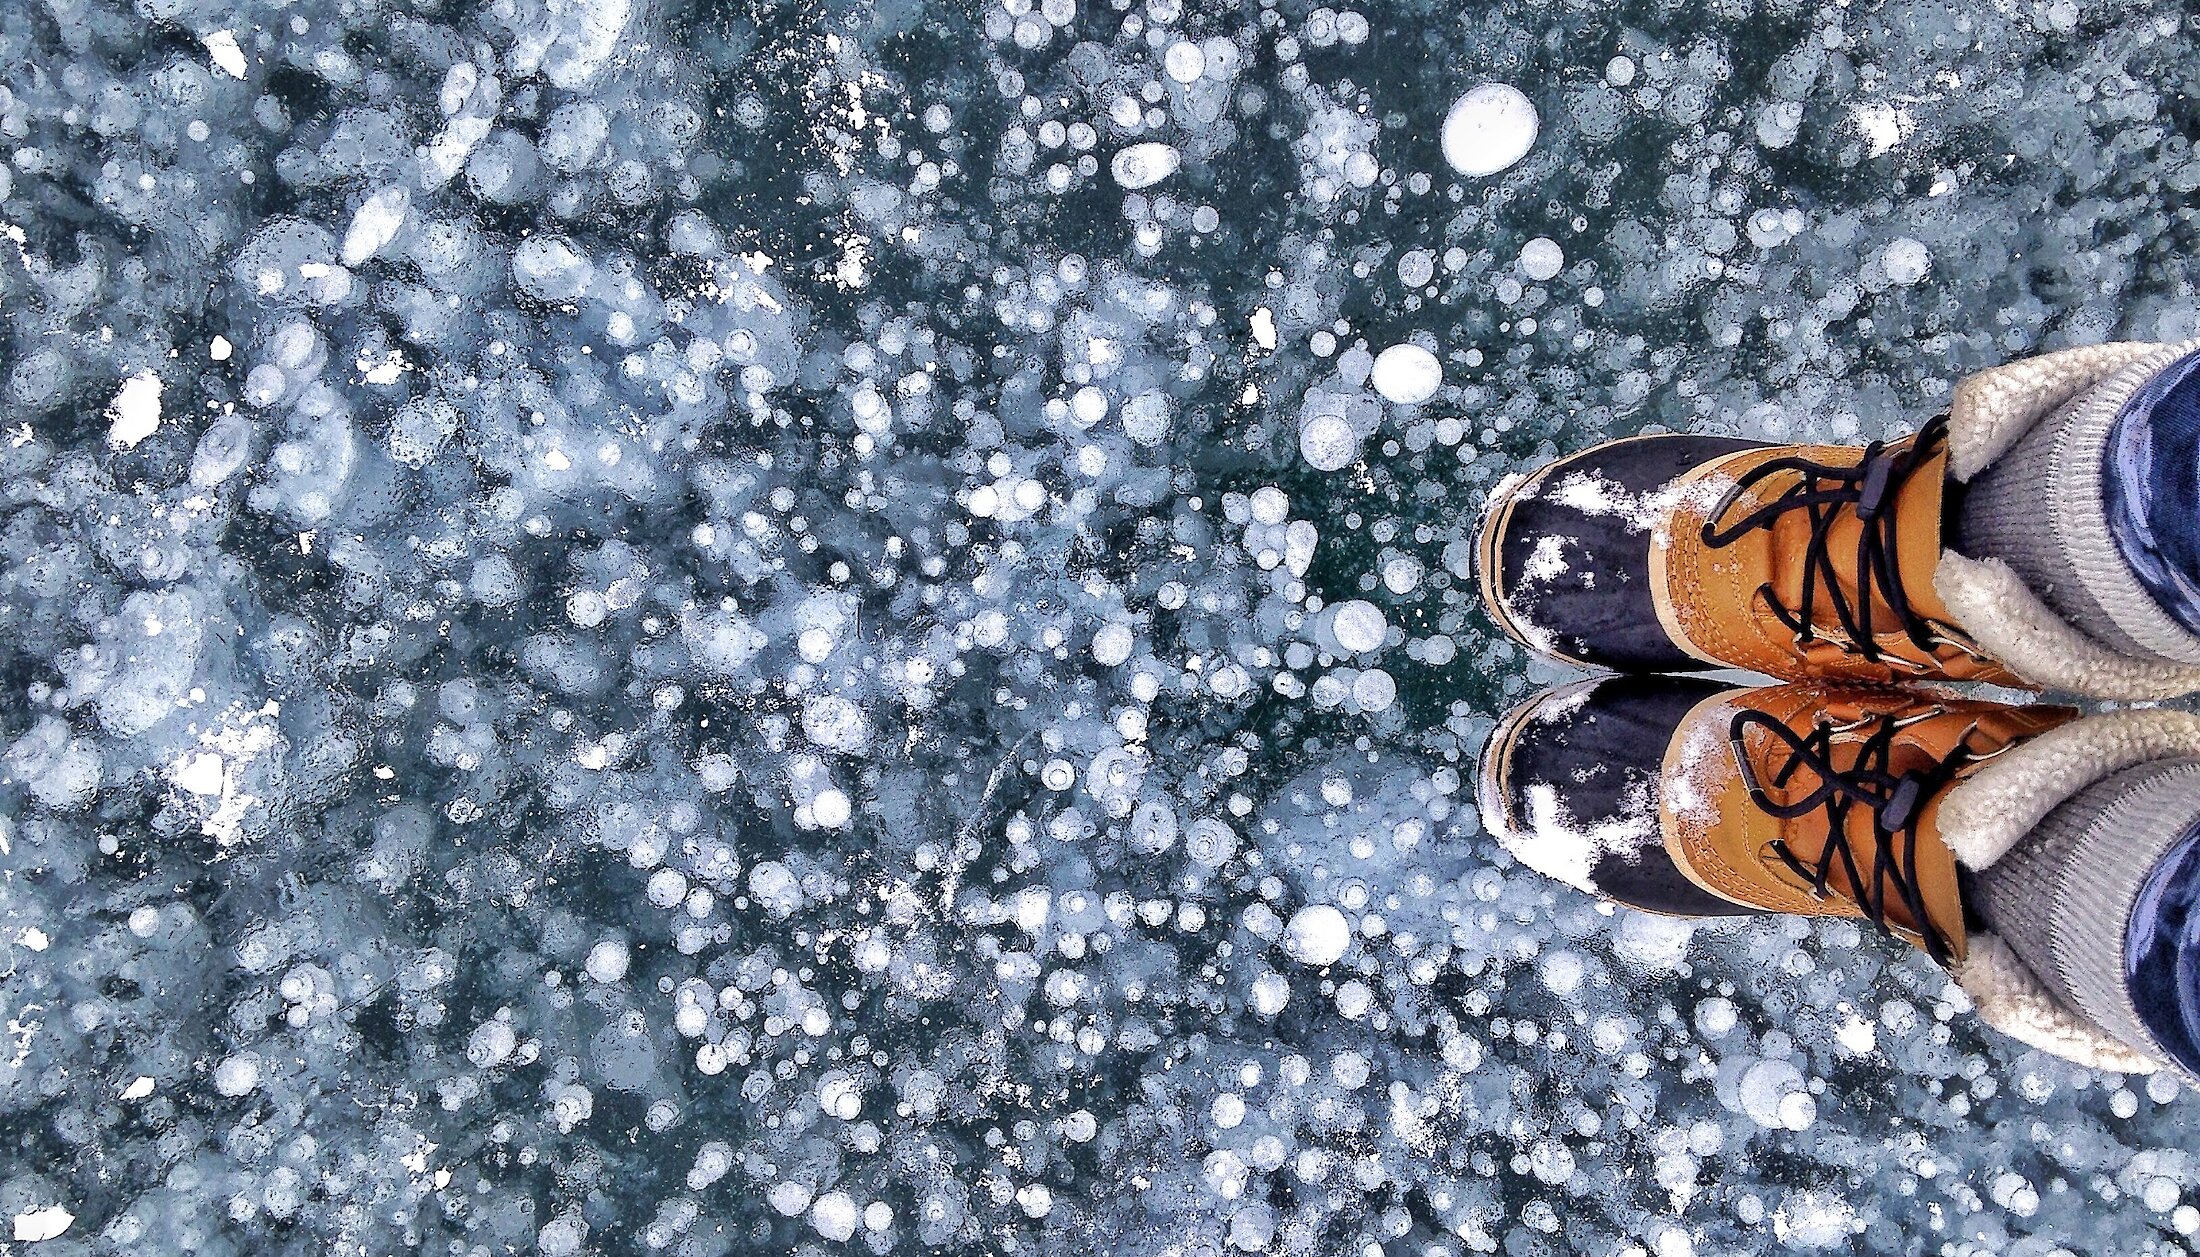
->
1659;683;2076;964
1650;419;2021;686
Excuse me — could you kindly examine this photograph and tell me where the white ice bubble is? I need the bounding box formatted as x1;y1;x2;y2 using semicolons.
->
512;235;594;302
1330;600;1386;653
1111;142;1182;189
1351;668;1395;712
812;788;852;828
585;938;630;983
1442;83;1538;178
213;1052;261;1096
1519;236;1564;281
802;694;871;753
1299;411;1359;471
1882;236;1931;285
811;1192;859;1241
1091;622;1134;666
340;186;411;266
106;371;163;450
1370;344;1442;405
1283;904;1352;966
172;752;225;797
770;1181;813;1216
1773;1190;1856;1249
12;1206;73;1243
1738;1058;1816;1131
1539;949;1586;996
203;30;248;79
1163;40;1206;83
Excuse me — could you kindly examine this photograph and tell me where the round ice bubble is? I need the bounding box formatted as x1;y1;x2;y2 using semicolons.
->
1442;83;1538;177
1370;344;1442;405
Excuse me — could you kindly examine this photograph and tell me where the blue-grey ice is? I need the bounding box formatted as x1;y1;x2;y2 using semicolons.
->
4;0;2200;1253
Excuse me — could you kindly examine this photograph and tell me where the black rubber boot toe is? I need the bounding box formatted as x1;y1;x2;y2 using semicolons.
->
1476;434;1762;671
1478;674;1760;917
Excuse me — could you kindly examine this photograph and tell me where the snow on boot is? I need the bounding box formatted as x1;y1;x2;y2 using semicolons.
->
1477;340;2200;698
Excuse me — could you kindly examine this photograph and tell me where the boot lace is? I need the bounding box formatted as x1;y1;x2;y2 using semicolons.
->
1701;414;1980;669
1728;706;1981;964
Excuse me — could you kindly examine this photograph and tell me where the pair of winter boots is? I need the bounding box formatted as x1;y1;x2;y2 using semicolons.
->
1475;342;2200;1072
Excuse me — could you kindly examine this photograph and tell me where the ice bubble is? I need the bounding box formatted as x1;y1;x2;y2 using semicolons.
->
172;752;225;797
1370;344;1442;405
1069;385;1109;426
585;938;630;983
1163;40;1206;83
1442;83;1538;177
542;102;611;173
340;186;410;266
750;861;805;916
819;1074;863;1119
811;1191;860;1240
1773;1189;1855;1248
203;30;248;79
1738;1059;1816;1131
1330;600;1387;653
802;694;871;753
770;1181;813;1216
1519;236;1564;281
12;1206;73;1243
1185;817;1238;868
812;788;852;828
1882;236;1931;285
1540;949;1585;996
541;0;634;88
1111;142;1182;189
540;1219;587;1256
466;131;541;204
213;1052;261;1096
106;370;163;450
1251;970;1290;1016
468;1019;518;1067
512;235;594;302
1351;668;1395;712
1299;410;1360;471
1695;997;1737;1038
1092;622;1134;666
1283;904;1352;966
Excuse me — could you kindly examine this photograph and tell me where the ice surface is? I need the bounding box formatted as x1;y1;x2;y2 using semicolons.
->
6;0;2200;1253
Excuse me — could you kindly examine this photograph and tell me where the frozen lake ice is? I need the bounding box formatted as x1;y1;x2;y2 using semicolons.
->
4;0;2200;1252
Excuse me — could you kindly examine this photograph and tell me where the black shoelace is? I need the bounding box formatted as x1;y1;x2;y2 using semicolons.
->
1728;707;1977;964
1700;414;1960;667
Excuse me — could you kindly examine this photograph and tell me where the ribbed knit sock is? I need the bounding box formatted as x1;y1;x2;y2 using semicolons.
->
1957;344;2200;667
1969;757;2200;1070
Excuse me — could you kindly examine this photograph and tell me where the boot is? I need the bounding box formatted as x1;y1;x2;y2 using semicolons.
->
1476;341;2200;698
1479;674;2200;1072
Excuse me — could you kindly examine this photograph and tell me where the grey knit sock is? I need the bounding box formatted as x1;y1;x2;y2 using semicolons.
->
1957;345;2200;667
1969;757;2200;1062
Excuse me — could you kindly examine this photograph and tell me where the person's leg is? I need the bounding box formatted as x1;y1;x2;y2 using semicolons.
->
1957;344;2200;674
1969;759;2200;1078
